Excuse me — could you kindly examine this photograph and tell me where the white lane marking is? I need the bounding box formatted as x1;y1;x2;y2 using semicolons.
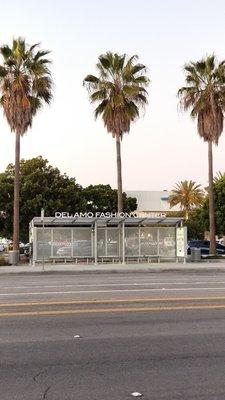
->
2;281;225;289
1;287;225;296
0;282;193;288
0;275;219;286
0;274;221;285
0;283;180;289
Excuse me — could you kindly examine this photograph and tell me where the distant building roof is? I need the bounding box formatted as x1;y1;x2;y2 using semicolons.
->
126;190;180;212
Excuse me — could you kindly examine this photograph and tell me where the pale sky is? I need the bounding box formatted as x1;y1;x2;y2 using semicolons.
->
0;0;225;191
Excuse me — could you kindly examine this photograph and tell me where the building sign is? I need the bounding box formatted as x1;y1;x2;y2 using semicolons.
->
54;211;167;219
176;227;187;257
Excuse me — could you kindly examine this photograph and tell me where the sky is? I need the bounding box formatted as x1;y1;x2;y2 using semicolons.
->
0;0;225;191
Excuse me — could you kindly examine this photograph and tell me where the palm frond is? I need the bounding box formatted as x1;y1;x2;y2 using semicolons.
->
83;74;99;84
131;64;146;75
34;50;51;61
0;45;12;59
94;100;108;118
132;75;149;85
29;43;40;52
0;66;7;78
214;171;225;183
99;54;111;69
90;89;106;102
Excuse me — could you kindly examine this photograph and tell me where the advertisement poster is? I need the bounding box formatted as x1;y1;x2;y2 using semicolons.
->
176;227;187;257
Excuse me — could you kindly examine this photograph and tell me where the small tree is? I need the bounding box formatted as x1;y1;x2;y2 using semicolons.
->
83;184;137;213
0;157;85;241
169;180;205;220
185;209;206;240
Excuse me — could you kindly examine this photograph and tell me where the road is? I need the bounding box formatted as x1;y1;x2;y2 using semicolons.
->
1;272;225;399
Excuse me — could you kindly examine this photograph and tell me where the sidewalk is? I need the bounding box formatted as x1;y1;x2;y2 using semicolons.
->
1;260;225;275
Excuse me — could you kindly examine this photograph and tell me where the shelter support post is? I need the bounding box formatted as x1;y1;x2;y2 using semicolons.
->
176;223;179;263
94;221;97;265
41;209;45;271
122;221;125;264
157;228;160;263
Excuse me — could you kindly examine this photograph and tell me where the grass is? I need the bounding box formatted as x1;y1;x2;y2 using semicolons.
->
203;255;225;259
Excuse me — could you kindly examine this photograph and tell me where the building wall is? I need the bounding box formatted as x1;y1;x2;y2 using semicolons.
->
126;190;180;212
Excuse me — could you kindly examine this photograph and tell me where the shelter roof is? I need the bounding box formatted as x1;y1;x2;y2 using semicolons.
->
31;216;183;227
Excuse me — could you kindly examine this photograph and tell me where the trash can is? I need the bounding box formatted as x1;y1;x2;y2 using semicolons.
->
8;250;20;265
191;248;201;262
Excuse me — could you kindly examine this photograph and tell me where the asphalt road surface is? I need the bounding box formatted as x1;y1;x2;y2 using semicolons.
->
1;272;225;399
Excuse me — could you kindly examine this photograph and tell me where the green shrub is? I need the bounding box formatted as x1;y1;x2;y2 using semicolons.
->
0;255;7;266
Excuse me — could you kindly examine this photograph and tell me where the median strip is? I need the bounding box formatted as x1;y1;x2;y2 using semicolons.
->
1;295;225;308
1;304;225;318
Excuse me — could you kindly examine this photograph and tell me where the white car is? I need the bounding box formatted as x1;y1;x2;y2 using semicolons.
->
0;243;4;252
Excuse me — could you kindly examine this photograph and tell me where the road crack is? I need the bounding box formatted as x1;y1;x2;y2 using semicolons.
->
33;368;47;382
43;386;51;399
32;369;51;399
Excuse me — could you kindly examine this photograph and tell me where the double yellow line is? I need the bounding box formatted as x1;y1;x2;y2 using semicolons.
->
1;296;225;318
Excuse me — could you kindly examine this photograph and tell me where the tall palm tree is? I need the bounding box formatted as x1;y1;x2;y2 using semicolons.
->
83;52;149;213
178;55;225;254
169;180;205;220
0;38;52;255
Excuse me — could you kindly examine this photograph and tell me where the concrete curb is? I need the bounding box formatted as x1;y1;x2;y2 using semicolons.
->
1;266;225;276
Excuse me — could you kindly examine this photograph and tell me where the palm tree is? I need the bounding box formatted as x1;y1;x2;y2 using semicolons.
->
0;38;52;256
83;52;149;213
178;55;225;254
169;180;205;220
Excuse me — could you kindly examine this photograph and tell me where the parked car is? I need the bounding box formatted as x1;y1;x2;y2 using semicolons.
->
23;243;31;257
187;240;225;255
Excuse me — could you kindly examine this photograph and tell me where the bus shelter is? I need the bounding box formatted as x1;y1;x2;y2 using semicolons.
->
30;215;187;265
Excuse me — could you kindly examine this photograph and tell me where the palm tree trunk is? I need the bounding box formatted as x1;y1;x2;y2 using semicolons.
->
185;210;189;220
208;141;216;255
116;136;123;213
13;131;20;251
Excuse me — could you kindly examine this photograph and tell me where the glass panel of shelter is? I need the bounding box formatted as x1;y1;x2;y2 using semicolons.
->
97;228;106;257
106;228;120;257
124;227;176;259
97;227;120;257
34;225;177;262
159;227;176;258
36;228;51;260
125;228;139;256
139;227;158;256
72;228;92;257
52;228;72;258
36;227;93;260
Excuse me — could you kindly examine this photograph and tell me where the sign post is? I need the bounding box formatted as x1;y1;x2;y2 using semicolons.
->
41;208;45;271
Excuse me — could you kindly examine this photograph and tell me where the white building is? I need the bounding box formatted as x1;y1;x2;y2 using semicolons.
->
126;190;180;213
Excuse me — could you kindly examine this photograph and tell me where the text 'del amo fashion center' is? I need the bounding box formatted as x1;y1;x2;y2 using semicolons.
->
29;211;187;265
